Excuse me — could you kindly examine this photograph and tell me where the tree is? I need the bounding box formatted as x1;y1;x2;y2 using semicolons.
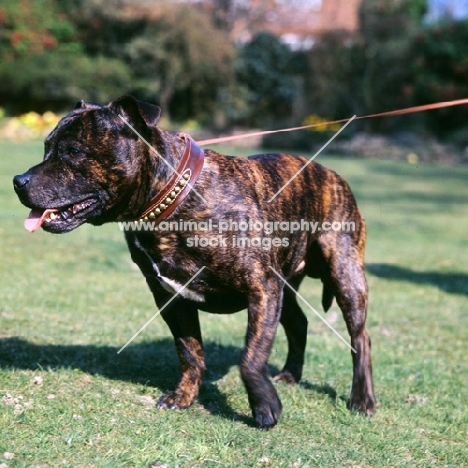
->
300;0;429;133
0;0;131;113
236;31;297;127
357;0;428;131
0;0;78;59
122;6;235;123
56;1;236;123
410;20;468;137
303;31;365;121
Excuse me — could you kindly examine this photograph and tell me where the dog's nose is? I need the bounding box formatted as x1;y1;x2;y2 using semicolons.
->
13;173;31;191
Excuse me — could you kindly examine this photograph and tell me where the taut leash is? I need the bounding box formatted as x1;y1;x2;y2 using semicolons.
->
197;98;468;146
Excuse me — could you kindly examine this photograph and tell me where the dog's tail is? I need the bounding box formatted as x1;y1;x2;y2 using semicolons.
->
322;282;334;312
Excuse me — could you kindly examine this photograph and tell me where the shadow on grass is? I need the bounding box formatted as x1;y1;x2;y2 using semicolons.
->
298;381;349;407
0;337;280;427
0;336;348;427
367;263;468;296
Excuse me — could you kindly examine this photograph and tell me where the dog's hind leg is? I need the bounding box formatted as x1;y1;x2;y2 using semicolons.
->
274;275;308;385
318;232;376;415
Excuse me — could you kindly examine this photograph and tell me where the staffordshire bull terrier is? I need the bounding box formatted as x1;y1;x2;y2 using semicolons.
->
13;95;376;428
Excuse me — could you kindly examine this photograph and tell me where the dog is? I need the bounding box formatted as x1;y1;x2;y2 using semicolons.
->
13;95;376;429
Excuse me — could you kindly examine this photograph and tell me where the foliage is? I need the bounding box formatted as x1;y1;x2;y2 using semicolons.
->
0;0;79;58
410;20;468;137
359;0;427;44
301;0;431;135
0;52;131;113
303;114;342;133
302;31;365;121
358;0;428;131
0;0;132;113
236;32;298;127
0;110;60;139
0;0;236;123
57;1;236;125
1;0;468;140
122;7;235;124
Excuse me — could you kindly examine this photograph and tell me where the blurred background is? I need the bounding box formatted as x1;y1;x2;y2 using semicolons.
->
1;0;468;160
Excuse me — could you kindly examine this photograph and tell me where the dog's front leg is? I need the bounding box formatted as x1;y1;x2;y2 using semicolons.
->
156;299;204;410
242;278;284;429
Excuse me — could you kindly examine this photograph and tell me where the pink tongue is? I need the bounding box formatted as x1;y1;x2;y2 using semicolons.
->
24;209;56;233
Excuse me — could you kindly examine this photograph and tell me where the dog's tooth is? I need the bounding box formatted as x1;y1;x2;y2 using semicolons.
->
50;212;58;220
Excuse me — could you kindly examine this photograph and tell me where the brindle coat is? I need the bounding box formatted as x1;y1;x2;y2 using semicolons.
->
13;96;376;429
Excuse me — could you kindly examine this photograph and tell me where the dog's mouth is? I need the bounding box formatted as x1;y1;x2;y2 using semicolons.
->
24;198;99;233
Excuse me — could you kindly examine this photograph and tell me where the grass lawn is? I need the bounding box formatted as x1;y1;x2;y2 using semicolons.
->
1;139;467;467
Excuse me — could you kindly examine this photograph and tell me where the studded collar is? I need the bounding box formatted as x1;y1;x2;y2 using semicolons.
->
138;134;205;223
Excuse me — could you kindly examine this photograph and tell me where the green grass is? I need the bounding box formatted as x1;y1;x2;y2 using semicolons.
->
1;139;467;467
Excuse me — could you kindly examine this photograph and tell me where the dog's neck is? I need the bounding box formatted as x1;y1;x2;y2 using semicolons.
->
137;133;205;223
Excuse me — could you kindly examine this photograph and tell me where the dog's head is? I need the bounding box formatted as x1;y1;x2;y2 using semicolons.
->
13;96;162;233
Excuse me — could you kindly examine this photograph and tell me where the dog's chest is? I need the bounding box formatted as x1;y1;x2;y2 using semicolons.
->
131;237;205;302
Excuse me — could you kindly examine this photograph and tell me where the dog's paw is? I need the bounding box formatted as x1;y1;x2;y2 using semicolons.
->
349;394;377;416
273;370;298;385
252;398;283;430
156;391;194;410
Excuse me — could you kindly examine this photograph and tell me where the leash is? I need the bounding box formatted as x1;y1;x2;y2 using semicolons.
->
197;98;468;146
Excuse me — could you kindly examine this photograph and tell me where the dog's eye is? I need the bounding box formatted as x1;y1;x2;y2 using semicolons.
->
68;147;81;158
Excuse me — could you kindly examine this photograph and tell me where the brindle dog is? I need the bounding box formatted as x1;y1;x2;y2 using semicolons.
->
13;96;376;429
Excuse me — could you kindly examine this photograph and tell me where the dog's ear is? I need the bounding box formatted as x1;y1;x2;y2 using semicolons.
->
75;100;102;110
109;95;161;128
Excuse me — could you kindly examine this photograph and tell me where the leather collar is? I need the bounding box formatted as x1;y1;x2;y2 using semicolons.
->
138;134;204;223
